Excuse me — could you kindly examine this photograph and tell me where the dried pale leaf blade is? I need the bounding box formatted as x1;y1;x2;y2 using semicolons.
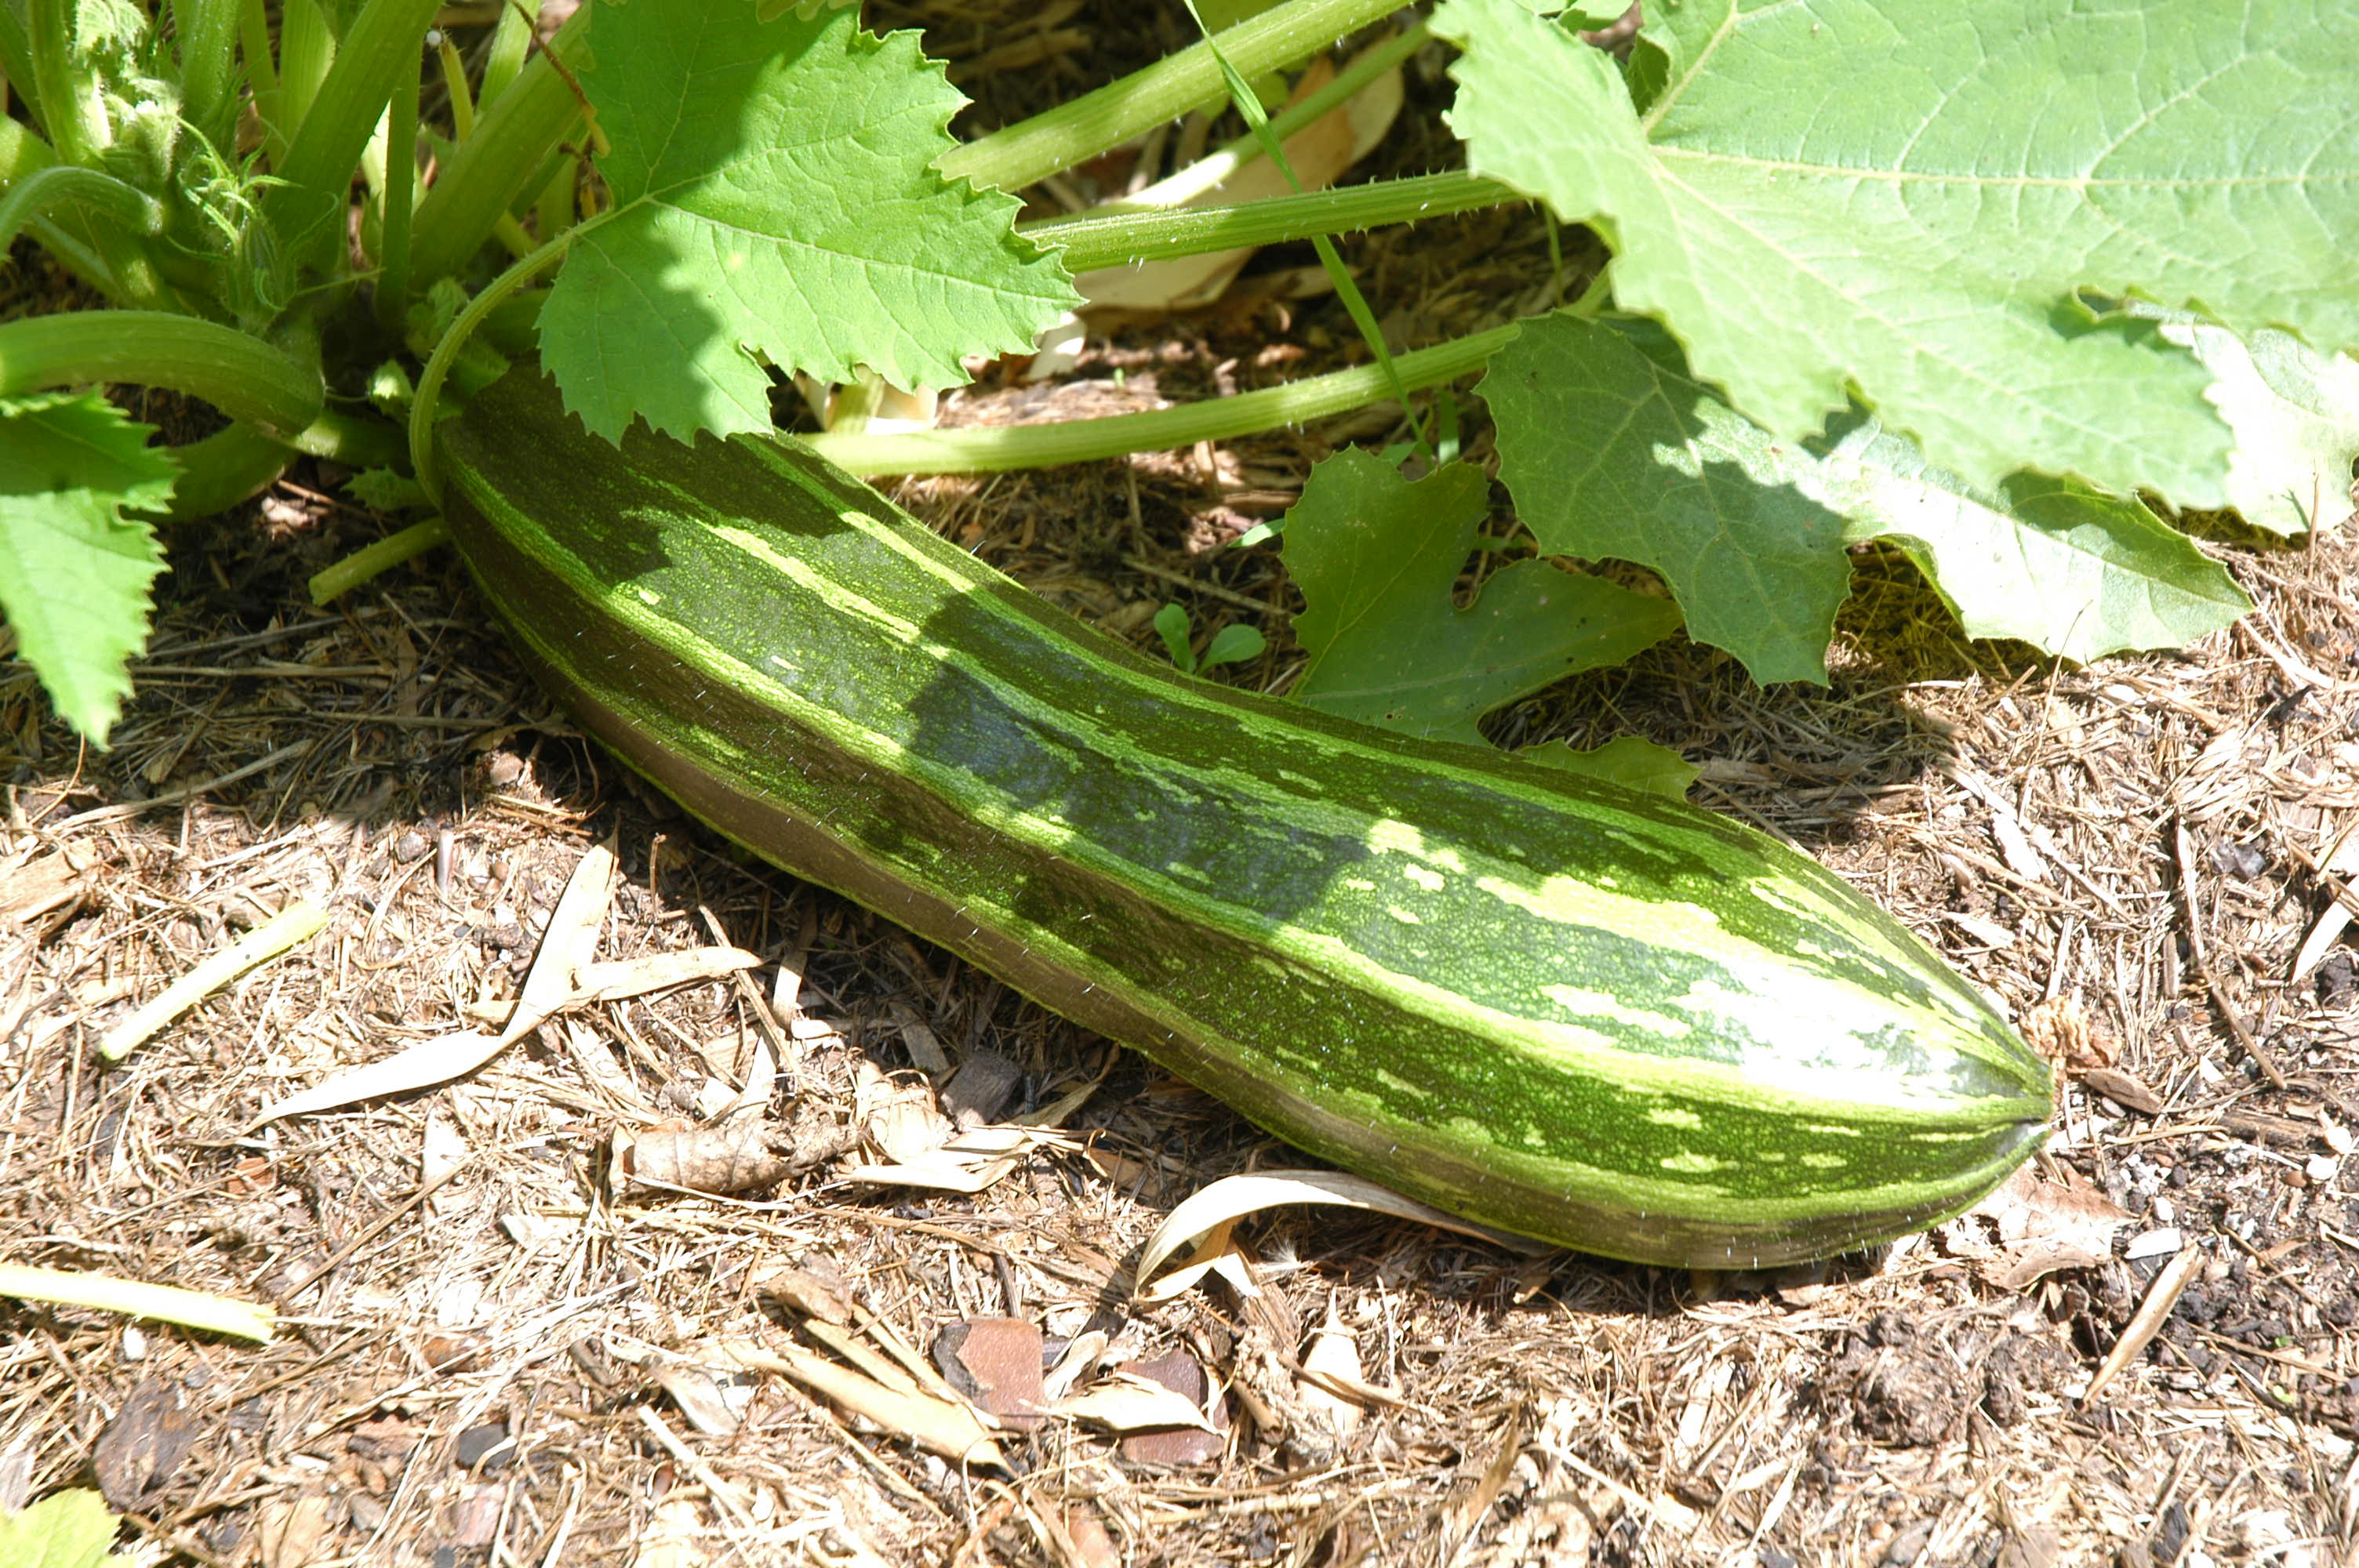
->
507;843;617;1042
845;1122;1063;1192
258;844;625;1122
652;1363;743;1437
253;1030;510;1123
572;946;762;1002
1135;1170;1548;1298
1298;1309;1370;1433
714;1338;1005;1468
1049;1371;1220;1434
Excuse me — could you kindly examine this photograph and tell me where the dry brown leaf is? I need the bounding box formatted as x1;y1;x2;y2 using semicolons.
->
843;1123;1074;1194
886;996;951;1075
801;1318;924;1396
1299;1305;1406;1419
618;1116;791;1196
255;845;616;1122
652;1363;742;1437
1055;1504;1123;1568
256;1493;334;1568
571;946;762;1002
2020;996;2106;1069
1025;1061;1112;1128
1041;1330;1109;1403
1939;1164;2128;1290
2291;819;2359;984
855;1059;954;1164
2077;1065;2164;1116
752;1259;855;1323
561;1020;654;1115
631;1494;706;1568
466;946;763;1026
1298;1307;1367;1435
0;851;85;926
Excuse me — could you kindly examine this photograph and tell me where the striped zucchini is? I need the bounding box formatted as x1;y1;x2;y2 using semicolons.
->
435;365;2051;1269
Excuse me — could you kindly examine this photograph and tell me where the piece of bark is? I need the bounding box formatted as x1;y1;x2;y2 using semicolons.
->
2078;1067;2165;1115
942;1050;1023;1127
0;854;85;927
754;1258;855;1324
933;1318;1047;1430
1117;1352;1230;1468
93;1378;196;1509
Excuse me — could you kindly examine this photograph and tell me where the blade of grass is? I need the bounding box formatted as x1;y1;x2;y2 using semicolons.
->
1183;0;1425;460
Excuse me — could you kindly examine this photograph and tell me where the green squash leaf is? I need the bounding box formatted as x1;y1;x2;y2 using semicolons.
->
0;391;176;744
1288;449;1678;744
539;0;1078;444
1436;0;2359;503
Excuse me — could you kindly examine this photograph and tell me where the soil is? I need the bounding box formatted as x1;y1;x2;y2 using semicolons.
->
4;9;2357;1567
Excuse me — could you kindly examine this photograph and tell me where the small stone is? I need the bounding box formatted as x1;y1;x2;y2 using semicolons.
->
453;1421;512;1472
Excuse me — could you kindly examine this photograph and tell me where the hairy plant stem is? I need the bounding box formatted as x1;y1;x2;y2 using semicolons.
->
171;0;246;159
0;311;325;432
409;227;578;495
264;0;443;274
308;518;450;602
0;165;166;255
1106;22;1430;212
800;325;1520;477
405;7;588;286
16;0;175;308
1027;172;1516;274
940;0;1405;195
24;0;103;162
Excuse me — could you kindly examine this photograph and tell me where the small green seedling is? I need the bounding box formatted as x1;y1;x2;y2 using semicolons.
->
1154;604;1267;675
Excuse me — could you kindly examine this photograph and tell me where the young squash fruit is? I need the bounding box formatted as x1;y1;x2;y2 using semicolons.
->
435;365;2052;1268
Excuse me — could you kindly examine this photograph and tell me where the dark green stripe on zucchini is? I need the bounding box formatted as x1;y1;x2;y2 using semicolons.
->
435;365;2052;1269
